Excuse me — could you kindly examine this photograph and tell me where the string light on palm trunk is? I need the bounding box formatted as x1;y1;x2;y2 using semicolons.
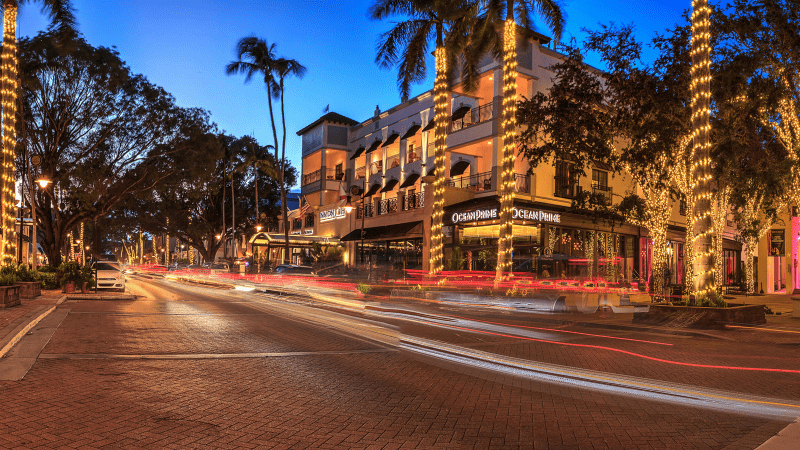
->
690;0;713;294
429;47;448;276
1;6;18;262
496;19;517;284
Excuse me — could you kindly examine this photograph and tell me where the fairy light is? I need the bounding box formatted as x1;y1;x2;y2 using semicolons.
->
495;19;518;285
1;5;18;262
429;47;448;275
80;222;85;265
711;187;730;290
690;0;713;294
152;235;157;263
669;137;696;296
166;218;169;266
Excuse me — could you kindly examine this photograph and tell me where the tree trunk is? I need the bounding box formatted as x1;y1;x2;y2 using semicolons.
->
691;0;713;293
230;159;236;258
429;45;449;275
280;79;290;265
0;3;18;262
745;236;756;294
496;17;518;286
222;161;227;260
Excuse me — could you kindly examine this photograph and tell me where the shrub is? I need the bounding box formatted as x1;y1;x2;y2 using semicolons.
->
0;272;17;286
58;262;83;287
357;282;372;294
16;264;42;282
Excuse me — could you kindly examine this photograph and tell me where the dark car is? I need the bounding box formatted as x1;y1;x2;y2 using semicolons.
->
275;264;315;275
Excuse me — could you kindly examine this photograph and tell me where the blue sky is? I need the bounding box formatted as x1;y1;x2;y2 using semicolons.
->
19;0;689;187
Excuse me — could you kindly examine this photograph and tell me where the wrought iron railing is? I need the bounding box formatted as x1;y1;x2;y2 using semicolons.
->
450;102;493;133
403;192;424;210
356;203;374;219
592;183;612;204
448;171;493;192
378;198;397;215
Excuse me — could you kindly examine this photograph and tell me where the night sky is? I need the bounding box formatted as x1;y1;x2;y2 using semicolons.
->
19;0;689;187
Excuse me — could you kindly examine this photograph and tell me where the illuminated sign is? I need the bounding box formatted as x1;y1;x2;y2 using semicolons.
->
451;207;560;224
320;207;346;222
304;229;313;235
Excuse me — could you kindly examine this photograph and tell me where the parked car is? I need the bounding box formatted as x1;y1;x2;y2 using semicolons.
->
92;261;126;291
275;264;315;275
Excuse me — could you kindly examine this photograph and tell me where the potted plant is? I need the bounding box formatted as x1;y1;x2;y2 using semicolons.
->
58;262;82;293
80;265;96;293
14;264;42;298
0;265;20;308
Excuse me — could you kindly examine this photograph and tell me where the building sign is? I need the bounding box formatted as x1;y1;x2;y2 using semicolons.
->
451;206;560;224
320;207;346;222
304;229;313;235
290;231;301;235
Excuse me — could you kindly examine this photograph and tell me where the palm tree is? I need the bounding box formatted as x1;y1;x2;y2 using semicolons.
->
226;37;305;265
1;0;76;261
473;1;564;284
371;0;478;275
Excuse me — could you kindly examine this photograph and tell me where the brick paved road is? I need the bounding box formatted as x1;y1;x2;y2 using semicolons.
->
0;276;793;449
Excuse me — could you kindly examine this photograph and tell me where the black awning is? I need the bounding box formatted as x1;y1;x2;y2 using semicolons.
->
364;183;381;197
381;132;400;147
450;160;471;176
380;178;399;193
451;104;471;121
350;146;365;160
421;120;435;132
365;139;382;154
400;173;420;188
341;221;423;242
401;124;421;140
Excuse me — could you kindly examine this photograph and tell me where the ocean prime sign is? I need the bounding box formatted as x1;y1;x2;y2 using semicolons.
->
451;206;560;224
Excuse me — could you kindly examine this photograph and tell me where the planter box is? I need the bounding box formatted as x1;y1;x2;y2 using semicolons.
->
0;285;21;308
15;281;41;299
633;304;766;329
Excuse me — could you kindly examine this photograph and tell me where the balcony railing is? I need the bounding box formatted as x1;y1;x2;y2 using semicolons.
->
378;198;398;215
450;102;493;133
403;192;424;211
448;171;493;192
554;176;581;199
302;168;343;185
355;166;366;180
356;203;374;219
592;184;612;204
302;169;320;186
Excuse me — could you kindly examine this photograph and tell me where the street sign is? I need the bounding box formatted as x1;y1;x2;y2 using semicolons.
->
31;155;41;166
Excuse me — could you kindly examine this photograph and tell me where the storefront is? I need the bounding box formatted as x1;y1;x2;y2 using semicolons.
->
249;232;341;267
341;222;424;271
443;199;639;282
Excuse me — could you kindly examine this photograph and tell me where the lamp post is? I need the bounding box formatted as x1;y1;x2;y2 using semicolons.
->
30;177;50;269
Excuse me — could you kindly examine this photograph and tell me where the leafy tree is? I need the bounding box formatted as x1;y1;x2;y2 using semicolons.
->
226;36;305;265
19;33;194;266
370;0;478;275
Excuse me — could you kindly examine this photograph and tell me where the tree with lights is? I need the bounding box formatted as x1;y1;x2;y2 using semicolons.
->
0;0;76;262
226;36;305;265
370;0;479;275
466;1;564;284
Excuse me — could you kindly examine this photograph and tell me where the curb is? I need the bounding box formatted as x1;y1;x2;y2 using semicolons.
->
0;296;66;359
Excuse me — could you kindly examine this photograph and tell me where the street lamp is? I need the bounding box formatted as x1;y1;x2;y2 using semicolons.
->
36;178;51;189
344;196;353;214
255;224;262;232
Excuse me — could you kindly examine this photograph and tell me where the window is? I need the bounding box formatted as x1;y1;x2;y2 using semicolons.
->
335;163;344;180
407;143;418;163
679;198;687;216
554;161;578;199
592;170;608;189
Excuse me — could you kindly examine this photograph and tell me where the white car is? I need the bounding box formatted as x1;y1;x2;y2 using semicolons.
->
93;261;126;291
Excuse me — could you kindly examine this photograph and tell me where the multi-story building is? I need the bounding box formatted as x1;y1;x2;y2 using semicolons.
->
261;29;763;292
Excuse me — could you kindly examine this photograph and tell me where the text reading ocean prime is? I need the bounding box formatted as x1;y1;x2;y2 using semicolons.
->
451;208;560;224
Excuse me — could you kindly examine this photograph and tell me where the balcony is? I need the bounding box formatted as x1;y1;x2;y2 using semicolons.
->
592;184;612;205
377;198;398;215
386;153;400;170
402;192;424;211
302;168;343;186
406;151;420;164
448;171;493;192
355;166;366;180
356;203;374;219
369;161;383;176
450;102;493;133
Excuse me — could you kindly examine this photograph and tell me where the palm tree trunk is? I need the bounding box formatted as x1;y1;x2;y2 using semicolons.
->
222;162;227;260
230;159;236;258
691;0;713;293
429;45;449;275
279;79;290;265
495;17;518;286
1;2;18;262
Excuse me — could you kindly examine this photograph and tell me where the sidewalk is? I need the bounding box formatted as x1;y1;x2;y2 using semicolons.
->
0;290;64;357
